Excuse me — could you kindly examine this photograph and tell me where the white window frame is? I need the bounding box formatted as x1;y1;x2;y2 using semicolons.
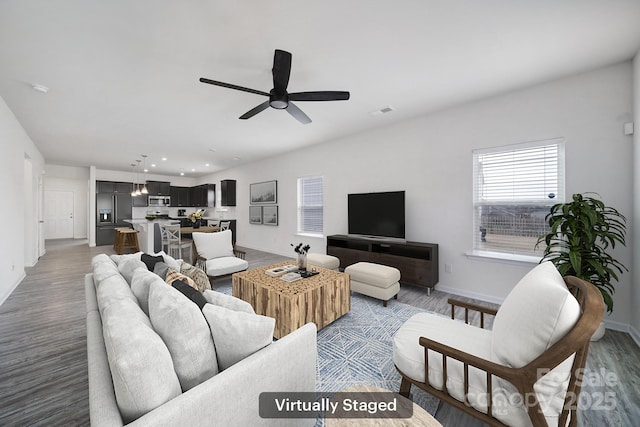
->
469;138;565;262
297;176;324;237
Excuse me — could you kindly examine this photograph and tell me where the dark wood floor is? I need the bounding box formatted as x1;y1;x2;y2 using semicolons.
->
0;240;638;426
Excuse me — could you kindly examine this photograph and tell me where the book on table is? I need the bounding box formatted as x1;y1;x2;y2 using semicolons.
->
281;272;302;282
265;265;298;277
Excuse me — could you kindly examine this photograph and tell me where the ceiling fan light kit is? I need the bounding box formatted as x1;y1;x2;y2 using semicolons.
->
200;49;350;124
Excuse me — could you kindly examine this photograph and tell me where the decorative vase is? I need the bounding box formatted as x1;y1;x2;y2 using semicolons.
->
193;219;201;229
297;253;307;272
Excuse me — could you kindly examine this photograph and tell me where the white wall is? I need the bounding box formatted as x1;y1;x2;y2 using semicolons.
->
632;51;640;343
0;95;44;305
201;62;635;327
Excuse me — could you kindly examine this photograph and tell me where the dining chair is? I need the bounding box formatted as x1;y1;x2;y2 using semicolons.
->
219;221;231;231
161;224;192;262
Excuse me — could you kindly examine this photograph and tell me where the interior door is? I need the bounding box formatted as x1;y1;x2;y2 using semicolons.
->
44;190;74;239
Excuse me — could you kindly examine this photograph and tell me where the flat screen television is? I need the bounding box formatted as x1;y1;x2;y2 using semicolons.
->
348;191;405;239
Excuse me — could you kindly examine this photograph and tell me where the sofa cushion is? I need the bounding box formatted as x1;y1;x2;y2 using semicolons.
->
202;304;275;370
492;261;580;368
110;251;181;272
131;268;167;316
96;273;139;316
118;257;147;284
148;280;219;391
92;258;121;284
204;256;249;277
102;298;181;423
165;268;198;290
153;261;170;280
193;230;234;259
180;262;211;292
203;290;255;314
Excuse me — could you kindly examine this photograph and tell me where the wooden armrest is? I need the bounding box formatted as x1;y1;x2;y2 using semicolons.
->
448;298;498;328
233;248;246;260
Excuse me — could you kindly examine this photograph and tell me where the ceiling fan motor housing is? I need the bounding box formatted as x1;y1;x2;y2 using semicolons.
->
269;89;289;109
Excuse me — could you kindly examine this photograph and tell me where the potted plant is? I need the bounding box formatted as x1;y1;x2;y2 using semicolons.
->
537;193;627;338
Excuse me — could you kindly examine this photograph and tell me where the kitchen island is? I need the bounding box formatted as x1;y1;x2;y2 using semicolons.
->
125;218;178;253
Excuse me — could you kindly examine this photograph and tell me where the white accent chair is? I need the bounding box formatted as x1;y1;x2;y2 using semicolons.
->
393;262;604;427
192;230;248;283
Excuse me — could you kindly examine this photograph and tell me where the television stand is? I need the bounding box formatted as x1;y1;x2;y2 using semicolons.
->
326;234;439;295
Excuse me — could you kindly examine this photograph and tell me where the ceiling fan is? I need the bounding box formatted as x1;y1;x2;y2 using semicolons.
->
199;49;350;124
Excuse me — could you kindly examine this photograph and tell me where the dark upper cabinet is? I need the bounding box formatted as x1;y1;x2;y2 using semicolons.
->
97;180;133;194
170;186;191;207
190;184;215;207
220;179;236;206
146;181;171;196
132;193;148;207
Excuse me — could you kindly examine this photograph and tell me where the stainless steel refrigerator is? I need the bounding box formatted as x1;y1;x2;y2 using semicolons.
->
96;193;133;246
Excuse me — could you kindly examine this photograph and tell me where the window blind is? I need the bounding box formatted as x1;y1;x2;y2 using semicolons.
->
473;138;565;255
298;176;323;234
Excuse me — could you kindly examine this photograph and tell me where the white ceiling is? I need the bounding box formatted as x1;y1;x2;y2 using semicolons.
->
1;1;640;177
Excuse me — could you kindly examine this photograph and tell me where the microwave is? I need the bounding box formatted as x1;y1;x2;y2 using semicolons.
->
148;195;171;206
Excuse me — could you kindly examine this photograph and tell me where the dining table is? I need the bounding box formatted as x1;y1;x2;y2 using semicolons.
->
180;225;220;234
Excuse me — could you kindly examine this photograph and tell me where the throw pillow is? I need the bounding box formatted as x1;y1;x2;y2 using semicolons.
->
141;254;164;272
148;280;219;391
202;303;274;370
180;262;211;292
109;251;143;266
102;298;181;423
192;230;234;260
203;290;255;314
172;280;208;310
153;261;170;280
165;268;198;290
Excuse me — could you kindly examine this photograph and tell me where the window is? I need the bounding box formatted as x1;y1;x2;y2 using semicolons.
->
473;138;565;257
297;176;323;235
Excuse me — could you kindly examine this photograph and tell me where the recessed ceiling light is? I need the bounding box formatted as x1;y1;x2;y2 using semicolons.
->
191;168;196;172
180;172;184;176
31;83;49;93
151;164;156;168
205;163;210;167
161;157;167;161
143;169;148;172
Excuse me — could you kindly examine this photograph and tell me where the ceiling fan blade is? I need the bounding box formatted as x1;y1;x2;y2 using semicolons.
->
289;91;350;101
199;78;269;97
286;102;312;124
239;100;271;120
272;49;292;94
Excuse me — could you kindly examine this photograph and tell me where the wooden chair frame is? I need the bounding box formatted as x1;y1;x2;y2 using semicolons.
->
396;276;604;427
192;241;247;282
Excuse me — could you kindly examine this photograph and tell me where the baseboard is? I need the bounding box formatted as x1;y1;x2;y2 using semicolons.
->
433;284;505;306
0;272;25;307
602;318;630;333
629;325;640;348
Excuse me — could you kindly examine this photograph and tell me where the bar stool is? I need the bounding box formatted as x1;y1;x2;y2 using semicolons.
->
114;228;140;255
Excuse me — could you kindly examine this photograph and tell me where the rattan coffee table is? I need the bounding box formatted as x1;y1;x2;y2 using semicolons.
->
232;261;351;339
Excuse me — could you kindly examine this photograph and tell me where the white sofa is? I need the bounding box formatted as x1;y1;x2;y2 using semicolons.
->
86;253;317;426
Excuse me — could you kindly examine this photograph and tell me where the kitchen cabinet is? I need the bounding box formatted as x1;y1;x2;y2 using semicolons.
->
170;186;191;207
190;184;215;207
97;181;134;194
146;181;171;196
220;179;236;206
132;193;148;207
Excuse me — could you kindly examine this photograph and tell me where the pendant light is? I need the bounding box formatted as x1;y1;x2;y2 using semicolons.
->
141;155;149;194
135;160;142;196
130;164;137;196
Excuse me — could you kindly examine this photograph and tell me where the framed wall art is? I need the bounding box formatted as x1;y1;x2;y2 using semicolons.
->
249;206;263;224
250;180;277;204
262;205;278;226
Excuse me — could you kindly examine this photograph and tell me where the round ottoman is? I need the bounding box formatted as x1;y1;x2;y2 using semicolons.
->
345;262;400;307
307;253;340;270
